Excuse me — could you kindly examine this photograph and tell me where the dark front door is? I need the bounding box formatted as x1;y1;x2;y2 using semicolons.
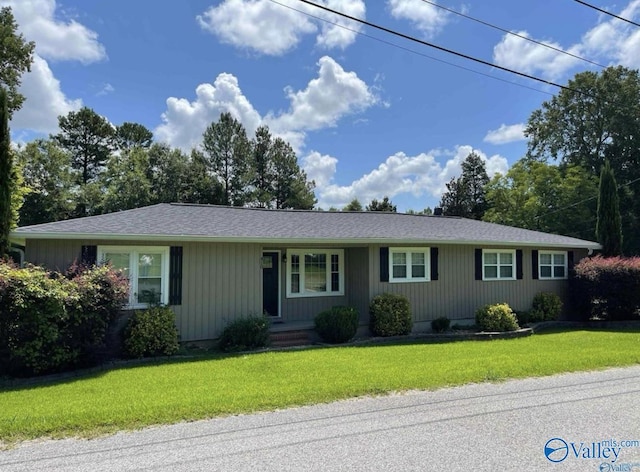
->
262;252;280;317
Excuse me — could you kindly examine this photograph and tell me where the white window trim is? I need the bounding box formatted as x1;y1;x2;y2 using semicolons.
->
97;246;170;309
539;250;568;280
286;249;344;298
389;247;431;283
482;249;516;281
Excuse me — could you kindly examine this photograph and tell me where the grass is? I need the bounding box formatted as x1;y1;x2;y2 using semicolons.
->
1;329;639;444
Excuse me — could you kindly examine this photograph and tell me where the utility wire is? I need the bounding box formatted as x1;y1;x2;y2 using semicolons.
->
419;0;606;68
296;0;589;95
573;0;640;28
267;0;554;96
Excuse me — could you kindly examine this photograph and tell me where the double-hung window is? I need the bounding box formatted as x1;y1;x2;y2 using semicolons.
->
286;249;344;298
539;251;567;279
389;247;430;283
483;249;515;280
98;246;170;307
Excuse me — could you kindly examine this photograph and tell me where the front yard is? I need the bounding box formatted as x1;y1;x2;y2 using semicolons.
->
1;329;639;444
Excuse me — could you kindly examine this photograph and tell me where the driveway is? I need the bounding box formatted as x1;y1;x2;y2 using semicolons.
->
2;366;640;471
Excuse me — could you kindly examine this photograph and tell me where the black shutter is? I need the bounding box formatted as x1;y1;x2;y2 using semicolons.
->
169;246;183;305
516;250;523;280
380;247;389;282
475;249;483;280
568;251;575;271
430;247;439;281
81;245;97;266
532;250;539;279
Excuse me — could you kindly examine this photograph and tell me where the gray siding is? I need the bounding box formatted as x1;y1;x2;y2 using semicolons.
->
369;244;587;322
25;239;262;342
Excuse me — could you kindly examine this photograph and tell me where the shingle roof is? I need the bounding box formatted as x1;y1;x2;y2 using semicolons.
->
11;203;601;249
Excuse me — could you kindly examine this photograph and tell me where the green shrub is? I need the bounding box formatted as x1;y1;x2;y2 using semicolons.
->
514;311;531;326
431;316;450;333
530;292;563;322
218;315;270;352
369;293;412;336
123;306;180;358
475;303;520;332
315;306;359;343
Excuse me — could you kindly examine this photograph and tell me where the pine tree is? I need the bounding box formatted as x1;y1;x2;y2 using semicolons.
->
0;87;11;256
596;160;622;256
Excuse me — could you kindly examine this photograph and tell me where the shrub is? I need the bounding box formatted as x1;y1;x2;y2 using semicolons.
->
431;316;450;333
369;293;412;336
123;306;180;358
571;256;640;321
0;263;75;376
315;306;359;343
475;303;520;332
218;315;270;352
530;292;563;322
514;311;531;326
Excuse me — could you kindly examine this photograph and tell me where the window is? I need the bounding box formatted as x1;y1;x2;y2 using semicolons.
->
286;249;344;298
483;250;516;281
539;251;567;280
98;246;170;307
389;247;430;283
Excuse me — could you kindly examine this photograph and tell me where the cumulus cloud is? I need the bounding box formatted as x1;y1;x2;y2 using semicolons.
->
197;0;365;56
387;0;450;38
313;145;509;209
10;54;82;133
266;56;377;132
1;0;106;63
483;123;526;145
302;151;338;187
155;56;377;152
493;0;640;79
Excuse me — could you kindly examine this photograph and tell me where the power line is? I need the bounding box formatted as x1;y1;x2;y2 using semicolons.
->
267;0;555;96
419;0;606;68
573;0;640;28
296;0;589;95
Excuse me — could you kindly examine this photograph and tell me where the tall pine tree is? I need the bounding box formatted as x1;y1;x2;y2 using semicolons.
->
596;160;622;256
0;88;10;256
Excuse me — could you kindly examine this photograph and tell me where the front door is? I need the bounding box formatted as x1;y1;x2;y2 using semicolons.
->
262;251;280;317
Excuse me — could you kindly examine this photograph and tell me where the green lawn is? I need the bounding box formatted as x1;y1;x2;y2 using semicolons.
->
1;329;639;444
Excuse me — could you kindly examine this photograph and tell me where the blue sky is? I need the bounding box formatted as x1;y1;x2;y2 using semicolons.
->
5;0;640;210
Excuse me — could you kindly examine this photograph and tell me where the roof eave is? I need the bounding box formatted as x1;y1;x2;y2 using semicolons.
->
10;231;602;250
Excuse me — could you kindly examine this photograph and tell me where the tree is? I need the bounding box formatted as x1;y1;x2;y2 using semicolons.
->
525;66;640;252
248;125;275;207
343;198;363;211
115;122;153;151
483;159;598;239
596;160;622;257
366;196;396;212
0;7;35;116
54;107;116;186
271;137;315;209
102;147;153;213
406;207;432;215
16;139;74;225
439;177;467;217
439;151;489;219
0;87;11;255
202;112;251;206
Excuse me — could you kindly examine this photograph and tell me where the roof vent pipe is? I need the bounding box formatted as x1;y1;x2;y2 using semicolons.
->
434;207;443;216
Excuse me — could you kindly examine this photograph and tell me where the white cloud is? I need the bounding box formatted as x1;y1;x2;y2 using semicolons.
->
1;0;106;63
155;56;377;152
154;73;263;151
314;145;508;209
302;151;338;187
266;56;377;132
197;0;364;56
10;54;82;133
493;0;640;79
97;83;115;96
387;0;450;38
483;123;526;145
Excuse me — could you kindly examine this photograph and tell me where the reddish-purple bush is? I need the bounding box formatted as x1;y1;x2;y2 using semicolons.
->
571;256;640;321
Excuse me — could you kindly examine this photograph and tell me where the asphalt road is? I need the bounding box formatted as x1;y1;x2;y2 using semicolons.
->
2;366;640;472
